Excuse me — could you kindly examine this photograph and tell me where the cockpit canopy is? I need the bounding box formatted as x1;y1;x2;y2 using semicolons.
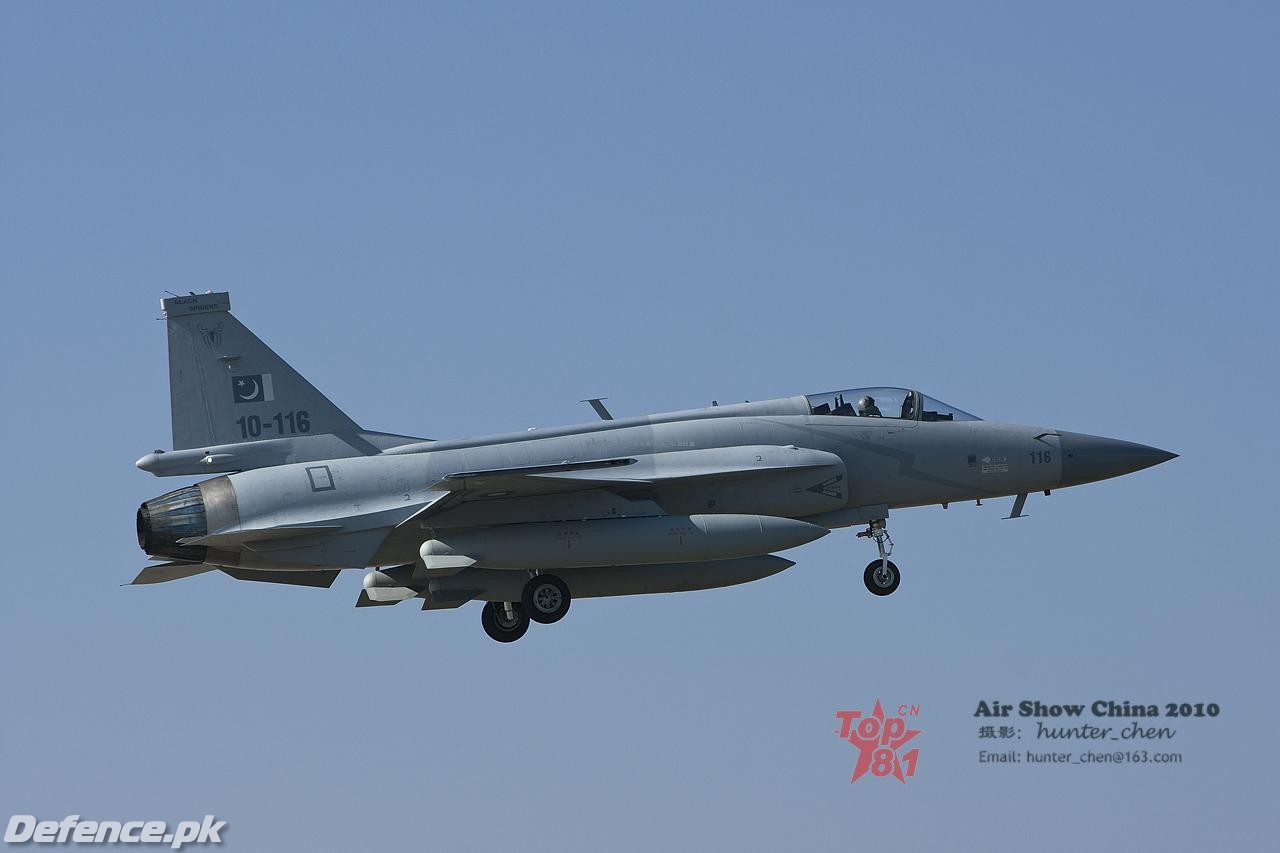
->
805;387;979;422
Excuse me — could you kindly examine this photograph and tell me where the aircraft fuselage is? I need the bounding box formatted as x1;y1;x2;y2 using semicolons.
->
141;401;1167;573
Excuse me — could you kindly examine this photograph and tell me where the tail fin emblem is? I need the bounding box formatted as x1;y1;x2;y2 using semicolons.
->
199;322;224;350
233;374;274;403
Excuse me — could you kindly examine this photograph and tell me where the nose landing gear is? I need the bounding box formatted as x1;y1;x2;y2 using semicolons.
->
857;519;900;596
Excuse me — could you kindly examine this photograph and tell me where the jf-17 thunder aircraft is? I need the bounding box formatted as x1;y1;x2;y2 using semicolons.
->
134;293;1176;642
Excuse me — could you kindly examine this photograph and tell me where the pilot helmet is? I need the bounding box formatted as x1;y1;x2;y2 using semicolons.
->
857;396;876;412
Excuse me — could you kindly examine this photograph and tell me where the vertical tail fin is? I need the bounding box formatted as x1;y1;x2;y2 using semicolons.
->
164;292;361;450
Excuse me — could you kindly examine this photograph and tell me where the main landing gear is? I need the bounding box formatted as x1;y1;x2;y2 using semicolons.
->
522;573;571;624
481;601;528;643
481;573;572;643
857;519;900;596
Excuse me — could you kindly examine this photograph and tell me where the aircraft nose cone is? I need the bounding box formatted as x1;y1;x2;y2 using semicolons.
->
1057;431;1177;488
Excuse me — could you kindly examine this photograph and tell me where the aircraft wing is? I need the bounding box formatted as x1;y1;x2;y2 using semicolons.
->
428;445;838;492
426;457;647;496
404;445;846;525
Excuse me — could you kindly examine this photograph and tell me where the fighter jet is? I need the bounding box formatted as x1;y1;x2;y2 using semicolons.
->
134;293;1176;642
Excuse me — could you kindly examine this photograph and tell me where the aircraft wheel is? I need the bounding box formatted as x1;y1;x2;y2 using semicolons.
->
863;560;900;596
522;574;571;625
481;602;529;642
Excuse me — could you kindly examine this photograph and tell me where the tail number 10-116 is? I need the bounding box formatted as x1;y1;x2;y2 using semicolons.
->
235;410;311;439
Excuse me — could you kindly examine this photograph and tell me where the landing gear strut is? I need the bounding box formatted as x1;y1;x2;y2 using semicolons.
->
481;601;529;642
857;519;900;596
480;575;572;643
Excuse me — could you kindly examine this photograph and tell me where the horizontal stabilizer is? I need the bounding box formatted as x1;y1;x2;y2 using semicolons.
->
180;524;343;547
130;561;216;585
221;568;340;588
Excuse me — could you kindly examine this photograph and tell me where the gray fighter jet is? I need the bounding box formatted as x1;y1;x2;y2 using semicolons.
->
134;293;1176;642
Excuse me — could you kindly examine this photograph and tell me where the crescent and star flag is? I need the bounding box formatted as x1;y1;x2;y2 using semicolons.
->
231;374;274;404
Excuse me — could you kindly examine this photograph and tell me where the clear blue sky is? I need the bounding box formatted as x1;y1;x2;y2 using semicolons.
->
2;2;1277;850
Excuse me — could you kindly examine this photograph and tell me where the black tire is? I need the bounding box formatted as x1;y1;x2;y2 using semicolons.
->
481;601;529;642
863;559;900;596
521;574;571;625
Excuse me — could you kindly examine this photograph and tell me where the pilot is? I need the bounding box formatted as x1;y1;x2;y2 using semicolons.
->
857;395;882;417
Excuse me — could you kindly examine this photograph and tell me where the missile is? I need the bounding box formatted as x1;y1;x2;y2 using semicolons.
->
361;566;420;604
417;513;828;573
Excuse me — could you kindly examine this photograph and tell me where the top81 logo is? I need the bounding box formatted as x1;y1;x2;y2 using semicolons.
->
835;699;922;783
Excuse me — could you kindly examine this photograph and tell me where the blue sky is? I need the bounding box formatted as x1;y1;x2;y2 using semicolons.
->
2;2;1277;850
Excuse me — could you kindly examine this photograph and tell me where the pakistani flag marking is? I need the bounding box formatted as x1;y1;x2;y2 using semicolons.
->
232;373;274;404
